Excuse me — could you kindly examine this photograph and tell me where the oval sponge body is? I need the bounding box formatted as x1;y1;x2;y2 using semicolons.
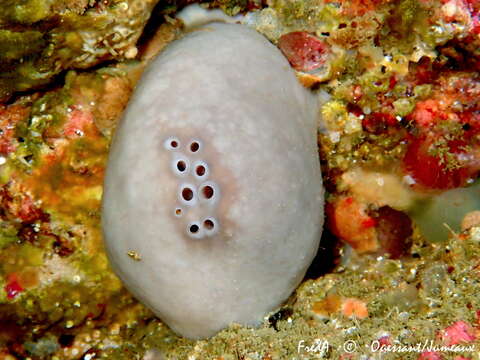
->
102;22;324;339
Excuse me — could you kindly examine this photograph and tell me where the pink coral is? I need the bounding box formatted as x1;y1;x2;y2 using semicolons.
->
438;321;476;346
63;109;93;138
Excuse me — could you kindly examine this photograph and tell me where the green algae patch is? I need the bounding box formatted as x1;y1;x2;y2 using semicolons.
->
0;0;53;24
0;30;46;62
0;223;18;250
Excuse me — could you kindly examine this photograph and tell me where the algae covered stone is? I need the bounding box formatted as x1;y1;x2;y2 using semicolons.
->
0;0;159;101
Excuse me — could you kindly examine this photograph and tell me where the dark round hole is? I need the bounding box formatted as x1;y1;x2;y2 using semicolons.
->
190;142;200;152
189;224;199;233
170;140;178;148
204;219;214;230
177;160;186;172
59;334;75;347
182;187;194;201
196;165;206;176
202;185;214;199
175;208;182;216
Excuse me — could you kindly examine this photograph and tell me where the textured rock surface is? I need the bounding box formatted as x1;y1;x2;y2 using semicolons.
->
102;22;324;339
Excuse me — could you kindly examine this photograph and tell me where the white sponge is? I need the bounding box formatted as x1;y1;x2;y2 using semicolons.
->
102;21;324;339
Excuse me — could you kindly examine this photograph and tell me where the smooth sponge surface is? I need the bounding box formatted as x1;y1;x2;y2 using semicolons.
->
102;22;324;339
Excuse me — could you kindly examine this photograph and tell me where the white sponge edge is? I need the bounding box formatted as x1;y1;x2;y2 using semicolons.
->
176;3;244;30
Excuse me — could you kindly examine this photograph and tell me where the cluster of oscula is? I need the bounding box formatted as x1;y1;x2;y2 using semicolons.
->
163;136;219;239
